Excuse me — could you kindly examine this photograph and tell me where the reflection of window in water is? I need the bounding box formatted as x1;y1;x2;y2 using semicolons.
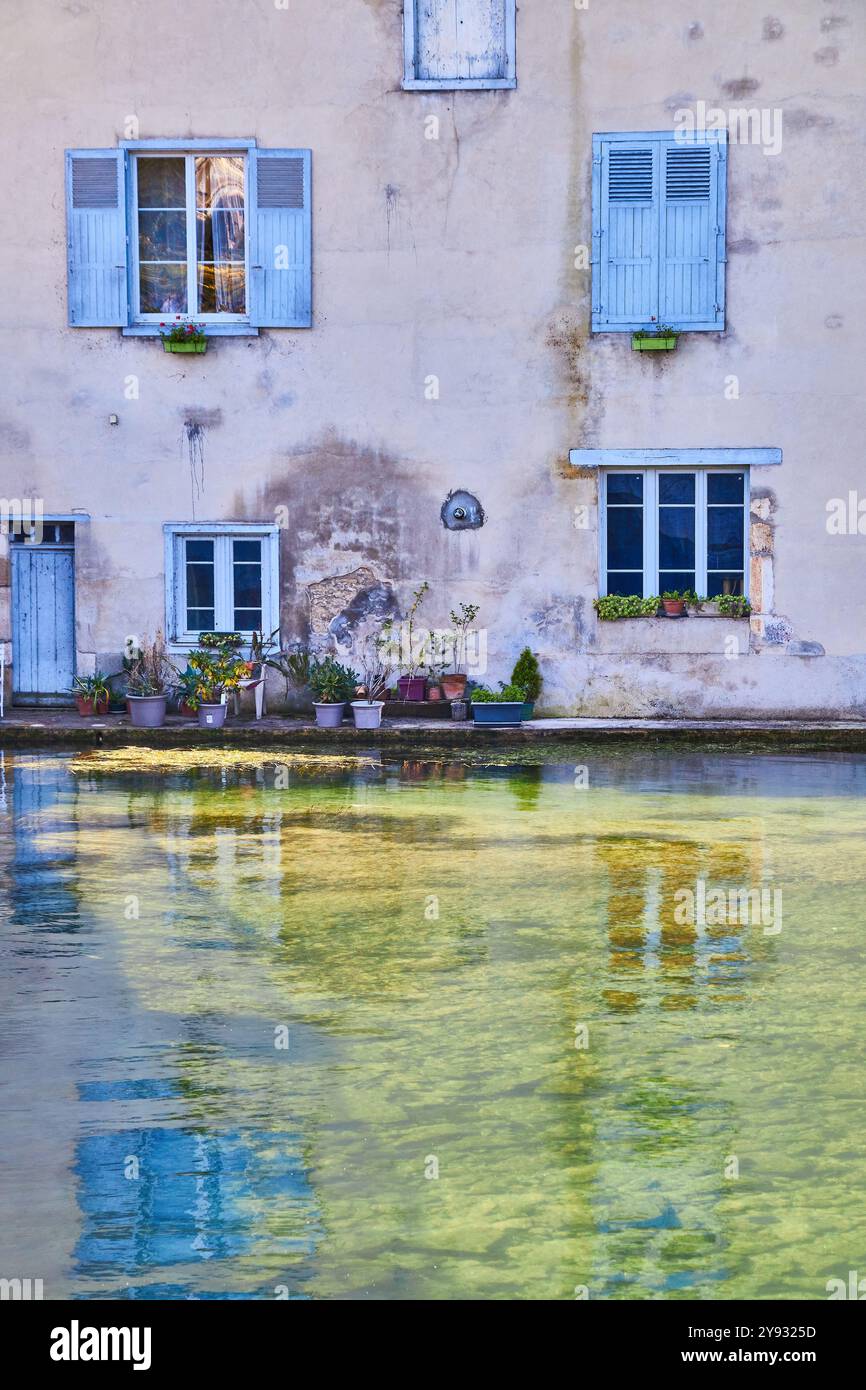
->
597;827;768;1012
74;1126;318;1293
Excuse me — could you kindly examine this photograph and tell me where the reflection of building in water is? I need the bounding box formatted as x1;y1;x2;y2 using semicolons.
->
73;1124;319;1298
595;818;772;1014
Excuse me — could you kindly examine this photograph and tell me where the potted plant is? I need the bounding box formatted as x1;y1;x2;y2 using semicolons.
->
126;631;173;727
350;632;393;730
661;589;697;617
393;581;429;700
442;601;480;700
309;656;357;728
470;683;527;728
186;646;253;728
159;316;207;354
510;648;542;720
631;325;678;351
173;667;199;717
72;673;111;717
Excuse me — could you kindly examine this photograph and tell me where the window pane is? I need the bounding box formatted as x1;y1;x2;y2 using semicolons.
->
137;157;185;208
708;473;745;504
233;540;261;562
607;508;643;569
196;156;246;315
138;210;187;261
196;156;245;209
659;571;696;592
233;539;262;632
659;507;695;568
706;573;744;598
707;507;744;569
658;473;695;504
186;539;214;563
196;210;245;262
187;608;216;631
139;264;187;314
607;473;643;505
187;564;214;607
606;574;643;597
197;263;246;315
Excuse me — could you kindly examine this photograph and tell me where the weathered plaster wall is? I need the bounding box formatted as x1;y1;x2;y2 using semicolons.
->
0;0;864;715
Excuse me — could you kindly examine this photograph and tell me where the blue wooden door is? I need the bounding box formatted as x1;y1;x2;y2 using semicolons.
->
12;546;76;703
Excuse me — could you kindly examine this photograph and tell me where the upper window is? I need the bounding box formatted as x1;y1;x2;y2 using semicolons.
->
134;153;246;321
164;524;279;645
592;131;727;333
602;469;747;599
65;144;312;333
403;1;516;90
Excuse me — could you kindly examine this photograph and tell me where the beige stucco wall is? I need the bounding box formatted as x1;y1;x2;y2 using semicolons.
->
1;0;864;715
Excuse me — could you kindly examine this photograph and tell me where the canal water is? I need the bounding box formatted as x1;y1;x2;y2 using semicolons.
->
0;744;863;1300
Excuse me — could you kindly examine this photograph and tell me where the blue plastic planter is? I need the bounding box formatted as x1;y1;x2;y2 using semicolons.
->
472;702;525;727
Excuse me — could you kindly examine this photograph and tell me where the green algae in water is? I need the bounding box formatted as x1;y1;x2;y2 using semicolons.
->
1;747;865;1300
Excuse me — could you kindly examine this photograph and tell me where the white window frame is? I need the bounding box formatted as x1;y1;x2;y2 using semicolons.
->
599;467;749;599
164;523;279;648
131;151;250;326
403;1;517;90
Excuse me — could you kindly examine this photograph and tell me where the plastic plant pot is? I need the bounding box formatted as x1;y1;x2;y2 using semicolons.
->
197;702;227;729
471;702;525;727
314;702;345;728
450;699;469;721
396;677;426;701
521;702;535;721
162;340;207;354
127;695;167;728
351;701;384;730
631;335;678;351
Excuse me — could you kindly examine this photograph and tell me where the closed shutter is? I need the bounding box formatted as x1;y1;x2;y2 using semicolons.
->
65;149;128;326
407;1;515;87
249;149;312;328
592;138;660;329
659;136;726;329
593;132;726;332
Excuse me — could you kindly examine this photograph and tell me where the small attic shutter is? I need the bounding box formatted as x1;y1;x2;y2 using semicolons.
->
659;136;726;329
592;138;659;329
65;149;128;326
249;149;312;328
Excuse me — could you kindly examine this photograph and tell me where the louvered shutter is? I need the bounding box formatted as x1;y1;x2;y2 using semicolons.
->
659;135;726;329
592;138;660;330
249;149;312;328
65;149;128;326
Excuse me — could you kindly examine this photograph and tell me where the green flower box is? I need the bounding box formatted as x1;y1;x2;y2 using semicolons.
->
631;334;678;351
162;339;207;354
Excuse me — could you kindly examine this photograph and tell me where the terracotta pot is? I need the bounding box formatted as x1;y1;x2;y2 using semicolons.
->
427;685;442;701
441;674;468;700
75;695;109;717
178;701;197;718
662;599;686;617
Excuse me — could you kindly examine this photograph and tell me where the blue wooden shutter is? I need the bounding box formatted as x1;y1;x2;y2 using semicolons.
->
592;137;660;330
249;149;312;328
659;134;726;330
65;149;128;326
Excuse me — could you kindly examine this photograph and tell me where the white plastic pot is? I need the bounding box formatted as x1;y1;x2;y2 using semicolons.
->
351;701;384;730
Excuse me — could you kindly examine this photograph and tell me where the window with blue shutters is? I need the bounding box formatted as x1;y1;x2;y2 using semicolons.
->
65;142;312;333
592;131;727;333
403;1;516;89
